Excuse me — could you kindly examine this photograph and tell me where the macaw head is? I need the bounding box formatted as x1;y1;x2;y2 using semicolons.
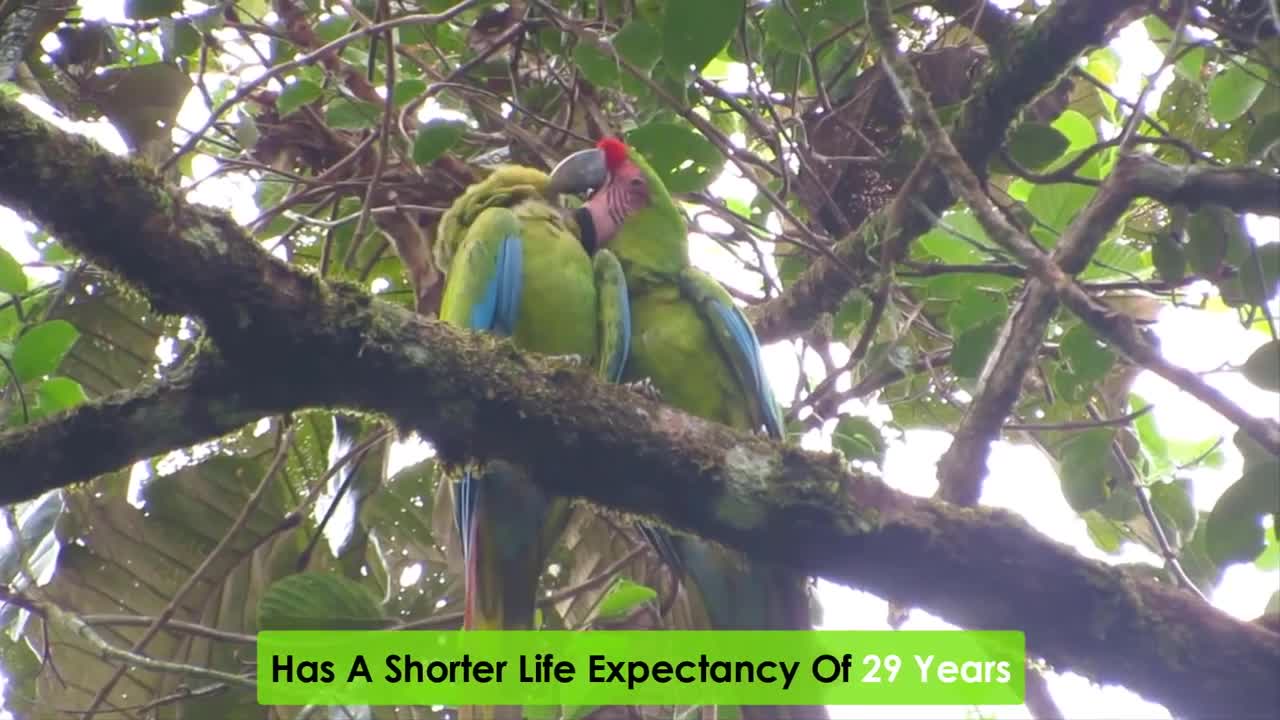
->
548;138;686;273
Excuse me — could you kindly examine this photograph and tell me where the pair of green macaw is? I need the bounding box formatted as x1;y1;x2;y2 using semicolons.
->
436;139;817;720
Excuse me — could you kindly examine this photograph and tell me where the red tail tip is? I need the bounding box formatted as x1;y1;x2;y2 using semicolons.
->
598;137;629;171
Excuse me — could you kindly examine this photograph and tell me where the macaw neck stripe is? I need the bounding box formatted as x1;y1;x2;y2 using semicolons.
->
607;182;628;226
574;206;597;254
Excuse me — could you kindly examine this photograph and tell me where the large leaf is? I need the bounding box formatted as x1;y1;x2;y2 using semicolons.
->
413;118;466;164
1208;62;1266;123
832;416;886;466
0;248;25;295
50;276;174;397
1006;123;1071;170
1243;340;1280;392
625;122;726;194
1058;429;1115;512
662;0;743;73
1205;464;1277;565
11;319;78;382
85;63;193;153
257;572;385;630
16;433;301;718
593;577;658;622
277;79;324;117
0;491;65;634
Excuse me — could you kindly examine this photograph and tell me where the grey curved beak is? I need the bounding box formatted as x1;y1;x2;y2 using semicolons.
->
547;147;608;195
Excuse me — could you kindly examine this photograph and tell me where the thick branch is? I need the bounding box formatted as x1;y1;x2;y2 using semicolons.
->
3;85;1280;720
1126;157;1280;215
0;350;280;500
749;0;1145;343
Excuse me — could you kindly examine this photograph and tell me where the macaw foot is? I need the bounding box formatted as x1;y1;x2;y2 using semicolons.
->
623;377;662;402
546;353;586;368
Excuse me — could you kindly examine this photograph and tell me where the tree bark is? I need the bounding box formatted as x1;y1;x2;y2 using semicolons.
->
2;95;1279;718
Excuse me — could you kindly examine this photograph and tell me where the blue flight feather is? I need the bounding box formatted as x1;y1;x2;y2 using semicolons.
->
605;278;632;384
467;234;523;335
709;300;784;439
457;233;523;566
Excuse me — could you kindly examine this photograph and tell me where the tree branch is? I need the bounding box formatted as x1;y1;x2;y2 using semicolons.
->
748;0;1145;343
862;3;1280;505
2;92;1280;718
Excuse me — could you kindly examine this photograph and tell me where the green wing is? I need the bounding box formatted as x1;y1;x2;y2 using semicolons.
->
593;249;631;383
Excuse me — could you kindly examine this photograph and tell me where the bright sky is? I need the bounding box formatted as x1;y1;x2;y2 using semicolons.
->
1;1;1278;719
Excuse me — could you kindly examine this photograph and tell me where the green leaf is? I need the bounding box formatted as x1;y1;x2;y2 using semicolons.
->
85;63;194;151
574;42;621;87
1236;427;1275;470
1180;513;1226;589
1027;182;1095;238
776;251;809;288
1144;15;1174;42
235;111;259;149
1208;62;1266;123
159;18;201;60
392;78;427;107
763;3;811;53
832;297;867;339
1205;465;1276;565
257;572;385;630
1247;112;1280;159
12;320;79;382
412;118;466;164
1174;46;1205;82
917;210;990;263
832;416;886;466
1006;123;1071;170
1059;429;1115;512
1151;233;1187;283
1238;241;1280;305
1186;207;1230;275
624;121;726;193
277;79;324;117
1083;511;1123;553
951;320;1001;379
1060;323;1115;383
595;578;657;621
946;287;1008;333
36;377;88;415
614;20;662;71
1149;479;1197;543
125;0;179;19
663;0;743;73
1051;110;1099;154
1243;339;1280;392
325;98;382;130
0;247;26;295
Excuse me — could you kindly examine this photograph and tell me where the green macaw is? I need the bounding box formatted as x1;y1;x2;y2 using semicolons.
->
436;161;630;644
550;138;821;720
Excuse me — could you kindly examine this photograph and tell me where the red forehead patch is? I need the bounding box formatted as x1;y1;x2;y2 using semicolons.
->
598;137;629;171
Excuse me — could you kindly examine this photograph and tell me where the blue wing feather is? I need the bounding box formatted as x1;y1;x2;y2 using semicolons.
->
456;233;523;567
604;278;631;384
708;300;784;439
467;234;524;335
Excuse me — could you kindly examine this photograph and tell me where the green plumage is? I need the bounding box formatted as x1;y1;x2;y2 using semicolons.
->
608;148;817;720
437;165;629;640
438;166;600;364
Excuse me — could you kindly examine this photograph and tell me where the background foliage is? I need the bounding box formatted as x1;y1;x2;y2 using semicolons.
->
0;0;1277;717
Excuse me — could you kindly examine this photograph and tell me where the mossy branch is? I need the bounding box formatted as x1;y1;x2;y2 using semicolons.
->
2;93;1280;717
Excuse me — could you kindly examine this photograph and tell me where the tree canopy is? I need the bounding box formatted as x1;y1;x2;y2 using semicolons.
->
0;0;1278;718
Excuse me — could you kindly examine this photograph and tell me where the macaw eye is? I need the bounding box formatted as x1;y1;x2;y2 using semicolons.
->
629;177;645;189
